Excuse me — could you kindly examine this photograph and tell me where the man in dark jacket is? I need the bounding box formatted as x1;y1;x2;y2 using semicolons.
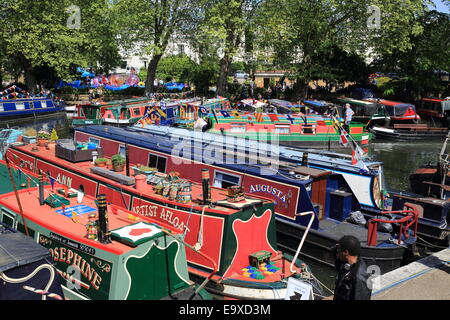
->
333;235;372;300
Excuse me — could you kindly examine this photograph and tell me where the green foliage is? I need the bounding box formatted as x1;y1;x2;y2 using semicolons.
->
156;54;197;83
111;154;125;165
50;129;59;142
0;0;121;91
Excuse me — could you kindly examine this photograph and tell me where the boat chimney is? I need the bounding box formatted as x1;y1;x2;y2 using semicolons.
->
201;169;211;205
38;174;45;205
97;194;112;244
92;150;98;165
302;152;309;167
125;144;130;177
135;174;146;191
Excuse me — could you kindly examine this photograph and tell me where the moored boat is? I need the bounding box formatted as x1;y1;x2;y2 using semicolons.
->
0;86;64;121
369;124;448;140
416;97;450;126
0;169;213;300
3;144;319;300
5;124;428;276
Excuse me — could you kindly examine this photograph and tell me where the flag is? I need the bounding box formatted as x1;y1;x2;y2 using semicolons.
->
255;113;264;122
220;110;231;118
268;114;279;122
156;107;167;119
231;110;241;119
339;130;349;147
286;114;295;124
49;176;55;191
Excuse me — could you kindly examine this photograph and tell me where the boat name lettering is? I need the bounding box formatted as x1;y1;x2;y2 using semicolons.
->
132;204;191;233
49;232;96;255
55;173;73;188
249;184;287;203
19;159;34;171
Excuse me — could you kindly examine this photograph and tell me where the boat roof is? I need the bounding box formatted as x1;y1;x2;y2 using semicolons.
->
11;143;265;217
0;227;50;272
0;184;183;256
303;100;330;107
336;97;376;106
367;99;414;107
421;98;448;103
268;99;297;108
77;125;383;175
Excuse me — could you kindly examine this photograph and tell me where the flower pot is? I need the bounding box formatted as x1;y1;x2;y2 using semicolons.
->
113;163;125;172
37;138;48;147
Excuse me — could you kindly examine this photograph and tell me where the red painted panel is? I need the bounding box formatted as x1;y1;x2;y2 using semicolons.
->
130;197;224;270
98;184;131;208
223;209;277;277
36;160;98;196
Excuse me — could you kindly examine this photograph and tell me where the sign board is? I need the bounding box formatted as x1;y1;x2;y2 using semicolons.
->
285;277;314;300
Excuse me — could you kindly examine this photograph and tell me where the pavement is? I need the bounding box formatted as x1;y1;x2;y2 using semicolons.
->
371;249;450;300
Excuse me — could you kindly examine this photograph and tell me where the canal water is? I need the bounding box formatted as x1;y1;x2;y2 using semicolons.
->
1;114;446;296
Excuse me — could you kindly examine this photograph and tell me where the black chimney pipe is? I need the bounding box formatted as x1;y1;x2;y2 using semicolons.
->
97;194;112;244
39;174;45;205
201;169;211;205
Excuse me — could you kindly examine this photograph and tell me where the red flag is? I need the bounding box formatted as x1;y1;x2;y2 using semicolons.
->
268;114;279;122
339;131;349;147
352;150;357;165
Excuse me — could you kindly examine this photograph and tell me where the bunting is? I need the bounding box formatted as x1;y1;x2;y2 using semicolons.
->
220;110;231;118
255;113;264;122
286;114;295;124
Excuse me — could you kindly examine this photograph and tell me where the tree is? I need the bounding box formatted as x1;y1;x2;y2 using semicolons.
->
113;0;201;95
254;0;430;99
371;10;450;99
0;0;121;92
198;0;262;96
156;54;197;83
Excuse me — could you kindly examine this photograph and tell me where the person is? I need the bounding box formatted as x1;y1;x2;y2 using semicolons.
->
344;103;354;132
332;235;372;300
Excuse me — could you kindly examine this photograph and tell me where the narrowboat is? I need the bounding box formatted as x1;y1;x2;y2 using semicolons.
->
6;125;428;276
0;96;64;120
3;146;319;300
335;97;388;125
72;98;155;126
202;110;372;148
0;224;64;300
365;99;421;124
369;124;448;140
0;174;212;300
416;98;450;126
409;131;450;199
83;124;448;254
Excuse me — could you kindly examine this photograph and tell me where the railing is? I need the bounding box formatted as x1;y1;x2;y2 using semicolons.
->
290;211;315;273
367;203;419;247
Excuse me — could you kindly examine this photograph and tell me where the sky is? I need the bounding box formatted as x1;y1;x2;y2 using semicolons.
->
430;0;450;13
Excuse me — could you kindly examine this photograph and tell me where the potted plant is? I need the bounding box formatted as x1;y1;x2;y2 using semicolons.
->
111;154;125;172
50;129;59;143
22;127;37;145
37;131;50;146
94;157;108;167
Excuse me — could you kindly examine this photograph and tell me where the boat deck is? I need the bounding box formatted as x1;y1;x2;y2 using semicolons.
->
0;185;181;256
11;143;263;216
319;219;392;245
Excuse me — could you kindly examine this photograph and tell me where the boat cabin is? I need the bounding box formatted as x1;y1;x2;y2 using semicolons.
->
366;99;420;123
416;98;450;123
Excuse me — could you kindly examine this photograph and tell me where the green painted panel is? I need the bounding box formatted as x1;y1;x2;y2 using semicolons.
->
125;240;187;300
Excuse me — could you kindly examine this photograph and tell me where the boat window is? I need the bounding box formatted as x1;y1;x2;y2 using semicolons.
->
41;101;47;108
16;103;25;110
230;123;247;133
148;154;167;173
89;138;100;147
132;108;141;116
275;125;290;134
0;104;3;112
213;171;241;189
1;210;15;228
17;223;35;238
118;145;126;158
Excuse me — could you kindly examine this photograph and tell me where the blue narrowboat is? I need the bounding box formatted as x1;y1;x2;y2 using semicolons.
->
0;97;64;120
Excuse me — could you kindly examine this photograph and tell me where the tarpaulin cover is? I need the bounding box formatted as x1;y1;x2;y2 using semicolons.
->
0;228;49;273
383;104;414;117
269;99;295;108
